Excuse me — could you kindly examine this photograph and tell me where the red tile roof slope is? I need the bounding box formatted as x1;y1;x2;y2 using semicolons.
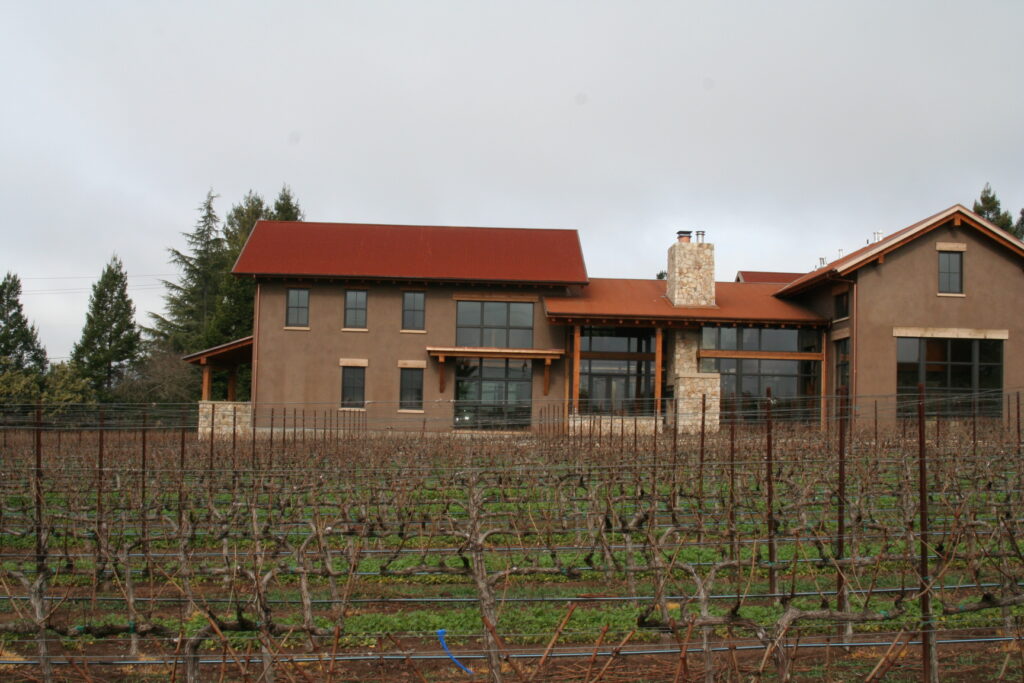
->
234;221;589;285
777;204;1024;296
544;279;823;324
735;271;804;284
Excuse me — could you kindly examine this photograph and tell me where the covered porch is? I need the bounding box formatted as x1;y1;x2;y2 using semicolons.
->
182;335;253;401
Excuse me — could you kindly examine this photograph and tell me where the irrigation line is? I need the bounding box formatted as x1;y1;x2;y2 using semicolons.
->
0;634;1018;668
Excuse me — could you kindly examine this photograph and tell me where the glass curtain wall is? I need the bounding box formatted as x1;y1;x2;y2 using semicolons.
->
578;327;656;415
700;326;821;420
453;302;535;429
896;337;1002;416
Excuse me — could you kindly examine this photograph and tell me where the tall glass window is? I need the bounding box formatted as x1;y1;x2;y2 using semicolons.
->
344;290;367;328
578;327;656;415
286;288;309;327
402;292;425;330
454;358;532;429
897;337;1001;415
835;338;850;390
456;301;533;348
579;359;654;414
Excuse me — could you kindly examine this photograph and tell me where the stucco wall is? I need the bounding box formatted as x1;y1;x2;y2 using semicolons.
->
843;222;1024;402
252;282;569;431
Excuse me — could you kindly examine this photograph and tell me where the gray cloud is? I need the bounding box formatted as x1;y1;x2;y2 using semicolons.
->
2;1;1022;358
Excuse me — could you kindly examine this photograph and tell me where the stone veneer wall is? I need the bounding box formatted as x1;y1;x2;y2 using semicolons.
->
667;240;715;307
198;401;253;439
672;310;721;433
569;414;665;436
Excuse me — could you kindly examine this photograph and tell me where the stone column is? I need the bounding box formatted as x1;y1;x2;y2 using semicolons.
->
674;329;720;433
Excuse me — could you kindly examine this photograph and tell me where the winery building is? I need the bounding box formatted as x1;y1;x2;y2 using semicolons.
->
184;204;1024;432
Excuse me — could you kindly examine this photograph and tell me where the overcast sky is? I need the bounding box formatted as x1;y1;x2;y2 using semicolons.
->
2;1;1022;360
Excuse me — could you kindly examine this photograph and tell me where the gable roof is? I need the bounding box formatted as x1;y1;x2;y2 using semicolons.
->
544;278;824;325
735;270;803;284
233;221;589;285
776;204;1024;296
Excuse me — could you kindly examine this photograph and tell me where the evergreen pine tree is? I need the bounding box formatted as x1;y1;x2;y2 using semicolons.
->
150;190;230;352
272;184;304;221
70;256;142;399
43;362;95;407
972;183;1014;231
209;191;271;344
0;272;47;374
223;190;271;249
1014;209;1024;240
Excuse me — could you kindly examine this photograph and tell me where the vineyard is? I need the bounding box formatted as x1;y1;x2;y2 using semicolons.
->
2;394;1024;682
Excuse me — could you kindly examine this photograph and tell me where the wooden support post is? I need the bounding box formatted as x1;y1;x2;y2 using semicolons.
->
438;356;446;394
200;361;212;401
654;327;663;417
543;358;551;396
572;325;581;414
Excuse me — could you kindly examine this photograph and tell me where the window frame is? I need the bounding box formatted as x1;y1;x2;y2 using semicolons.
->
453;358;533;429
834;338;850;391
833;291;850;320
402;292;426;331
340;366;366;408
344;290;368;329
399;367;424;410
896;337;1002;416
285;288;309;328
455;301;534;349
938;251;963;294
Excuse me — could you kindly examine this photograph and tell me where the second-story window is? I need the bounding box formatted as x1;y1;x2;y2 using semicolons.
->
344;290;367;328
938;251;963;294
286;288;309;327
402;292;425;330
456;301;533;348
833;291;849;319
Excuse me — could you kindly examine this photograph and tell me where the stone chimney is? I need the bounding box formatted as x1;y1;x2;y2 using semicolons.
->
667;229;715;307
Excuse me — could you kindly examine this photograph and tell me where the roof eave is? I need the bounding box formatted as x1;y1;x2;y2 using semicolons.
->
232;272;589;287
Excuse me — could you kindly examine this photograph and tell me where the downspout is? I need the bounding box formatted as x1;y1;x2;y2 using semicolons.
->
252;281;261;407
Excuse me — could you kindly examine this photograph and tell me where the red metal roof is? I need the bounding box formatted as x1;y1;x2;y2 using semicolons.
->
734;271;803;284
777;205;1024;296
544;279;824;325
234;221;589;285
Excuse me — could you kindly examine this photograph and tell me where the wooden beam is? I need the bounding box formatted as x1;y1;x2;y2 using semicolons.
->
201;365;212;401
572;325;581;414
580;351;656;361
698;349;824;361
654;327;663;418
820;329;828;432
543;358;551;396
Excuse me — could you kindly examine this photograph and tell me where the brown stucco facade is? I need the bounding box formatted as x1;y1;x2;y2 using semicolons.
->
251;281;569;431
830;221;1022;400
